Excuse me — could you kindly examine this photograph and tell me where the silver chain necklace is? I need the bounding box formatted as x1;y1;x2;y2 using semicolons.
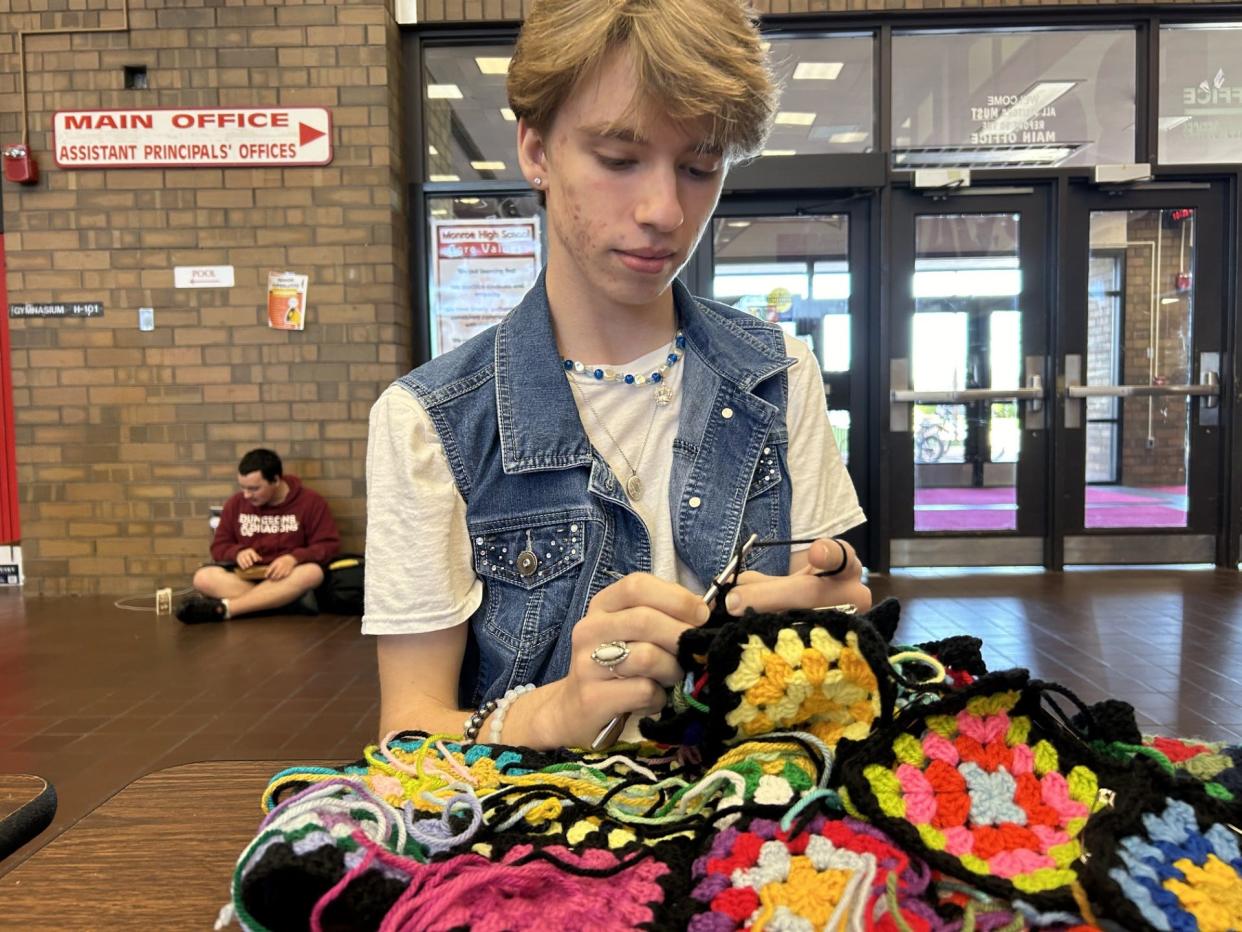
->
568;376;660;501
564;332;680;501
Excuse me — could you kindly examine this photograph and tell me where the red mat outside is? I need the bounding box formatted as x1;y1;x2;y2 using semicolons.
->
914;485;1187;532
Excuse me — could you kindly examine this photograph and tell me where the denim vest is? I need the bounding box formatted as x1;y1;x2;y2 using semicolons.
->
395;273;795;705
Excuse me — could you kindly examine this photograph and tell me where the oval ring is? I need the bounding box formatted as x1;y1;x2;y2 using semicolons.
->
590;639;630;671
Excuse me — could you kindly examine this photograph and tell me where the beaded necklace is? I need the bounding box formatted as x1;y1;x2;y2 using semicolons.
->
562;332;685;407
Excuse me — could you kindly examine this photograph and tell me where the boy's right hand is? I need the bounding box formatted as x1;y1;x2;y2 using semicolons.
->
235;547;262;569
509;573;709;749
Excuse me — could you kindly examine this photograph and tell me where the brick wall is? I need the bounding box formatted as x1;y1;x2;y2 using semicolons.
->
411;0;1238;19
1085;255;1118;484
0;0;411;596
1120;211;1192;490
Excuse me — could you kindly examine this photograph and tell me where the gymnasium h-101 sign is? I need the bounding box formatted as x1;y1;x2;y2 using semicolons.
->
52;108;333;168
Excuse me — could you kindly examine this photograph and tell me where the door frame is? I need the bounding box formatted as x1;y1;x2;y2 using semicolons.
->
1057;181;1230;566
884;184;1055;569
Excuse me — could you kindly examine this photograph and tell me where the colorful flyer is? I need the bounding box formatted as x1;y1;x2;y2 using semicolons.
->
267;271;309;331
431;217;541;356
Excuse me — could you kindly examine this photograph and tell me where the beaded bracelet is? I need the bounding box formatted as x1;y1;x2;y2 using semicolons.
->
462;698;499;745
488;683;535;746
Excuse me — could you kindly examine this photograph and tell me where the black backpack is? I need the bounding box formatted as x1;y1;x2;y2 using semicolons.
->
316;555;365;615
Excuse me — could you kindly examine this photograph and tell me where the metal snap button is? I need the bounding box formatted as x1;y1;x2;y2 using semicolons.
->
516;530;538;576
688;496;702;508
721;407;734;419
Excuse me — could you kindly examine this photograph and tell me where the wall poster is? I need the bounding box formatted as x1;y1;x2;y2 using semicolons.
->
267;271;308;331
431;218;542;356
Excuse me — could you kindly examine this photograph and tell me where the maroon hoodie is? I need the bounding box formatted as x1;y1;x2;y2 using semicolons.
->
210;474;341;566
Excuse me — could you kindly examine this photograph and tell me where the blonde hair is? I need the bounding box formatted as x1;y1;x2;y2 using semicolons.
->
507;0;776;165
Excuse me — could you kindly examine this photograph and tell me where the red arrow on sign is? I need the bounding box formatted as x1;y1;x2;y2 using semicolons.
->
299;122;326;146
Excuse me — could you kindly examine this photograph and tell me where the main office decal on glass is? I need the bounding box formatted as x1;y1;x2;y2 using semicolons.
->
431;218;541;356
891;28;1136;169
1159;24;1242;165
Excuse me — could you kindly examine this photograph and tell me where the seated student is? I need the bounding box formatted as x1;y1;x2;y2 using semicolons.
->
364;0;870;750
177;448;341;624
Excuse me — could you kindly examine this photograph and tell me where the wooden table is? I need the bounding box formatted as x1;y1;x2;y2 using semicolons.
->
1;773;56;866
0;761;308;929
0;774;50;824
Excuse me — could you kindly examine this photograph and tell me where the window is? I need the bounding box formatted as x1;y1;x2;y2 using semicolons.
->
423;44;521;183
892;28;1136;169
1159;23;1242;164
760;35;875;157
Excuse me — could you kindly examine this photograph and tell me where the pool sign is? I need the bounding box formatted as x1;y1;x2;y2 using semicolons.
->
52;107;333;168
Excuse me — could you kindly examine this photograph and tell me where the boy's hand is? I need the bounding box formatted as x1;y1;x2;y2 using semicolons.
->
723;538;871;616
507;573;708;749
265;554;298;580
236;547;262;569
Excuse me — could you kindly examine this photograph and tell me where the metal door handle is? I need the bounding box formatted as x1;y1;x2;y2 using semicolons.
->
890;387;1045;404
1202;369;1220;409
1065;382;1219;399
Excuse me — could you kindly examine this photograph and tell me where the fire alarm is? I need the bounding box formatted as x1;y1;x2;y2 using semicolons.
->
1176;271;1192;292
3;144;39;185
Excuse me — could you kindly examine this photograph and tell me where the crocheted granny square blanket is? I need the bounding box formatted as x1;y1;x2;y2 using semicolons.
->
1076;758;1242;932
220;600;1241;931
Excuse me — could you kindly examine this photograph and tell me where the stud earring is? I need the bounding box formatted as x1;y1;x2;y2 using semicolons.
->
533;177;542;187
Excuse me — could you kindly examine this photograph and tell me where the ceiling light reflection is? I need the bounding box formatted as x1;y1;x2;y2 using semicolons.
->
793;62;844;80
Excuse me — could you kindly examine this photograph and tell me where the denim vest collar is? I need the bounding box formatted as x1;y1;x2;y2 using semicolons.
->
494;271;791;476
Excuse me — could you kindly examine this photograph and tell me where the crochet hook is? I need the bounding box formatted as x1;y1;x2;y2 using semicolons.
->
589;532;759;751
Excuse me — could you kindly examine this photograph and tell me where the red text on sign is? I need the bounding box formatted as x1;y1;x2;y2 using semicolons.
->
170;112;290;129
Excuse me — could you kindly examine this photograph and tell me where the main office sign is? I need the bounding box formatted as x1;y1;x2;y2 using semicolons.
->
52;107;333;169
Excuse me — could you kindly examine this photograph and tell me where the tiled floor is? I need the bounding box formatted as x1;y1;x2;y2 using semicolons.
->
0;590;377;873
879;567;1242;740
2;566;1241;875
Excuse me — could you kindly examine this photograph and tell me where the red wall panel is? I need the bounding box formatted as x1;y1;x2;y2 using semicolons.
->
0;232;19;543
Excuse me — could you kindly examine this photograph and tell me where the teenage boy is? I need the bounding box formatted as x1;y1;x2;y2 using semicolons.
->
365;0;869;749
178;448;341;623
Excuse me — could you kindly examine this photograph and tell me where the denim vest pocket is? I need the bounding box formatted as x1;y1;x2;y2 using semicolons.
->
470;512;588;661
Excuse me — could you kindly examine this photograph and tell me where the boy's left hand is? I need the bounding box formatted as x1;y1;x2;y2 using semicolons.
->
265;554;298;580
722;538;871;616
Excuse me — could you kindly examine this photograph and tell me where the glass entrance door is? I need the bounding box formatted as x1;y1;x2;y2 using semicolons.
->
887;188;1051;567
696;198;872;556
1058;185;1226;564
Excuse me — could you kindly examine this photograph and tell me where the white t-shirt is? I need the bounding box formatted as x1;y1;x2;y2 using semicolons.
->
363;332;864;635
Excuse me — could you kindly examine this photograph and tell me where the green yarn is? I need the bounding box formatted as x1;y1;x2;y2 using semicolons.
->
1205;781;1236;802
1182;752;1231;780
682;691;710;714
885;871;916;932
782;760;813;792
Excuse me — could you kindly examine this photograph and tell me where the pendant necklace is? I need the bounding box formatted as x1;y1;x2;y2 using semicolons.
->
569;376;660;501
565;333;679;501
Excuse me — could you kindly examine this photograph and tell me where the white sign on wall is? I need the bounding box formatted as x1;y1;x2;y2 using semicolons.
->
174;266;235;289
0;545;22;586
52;108;333;168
